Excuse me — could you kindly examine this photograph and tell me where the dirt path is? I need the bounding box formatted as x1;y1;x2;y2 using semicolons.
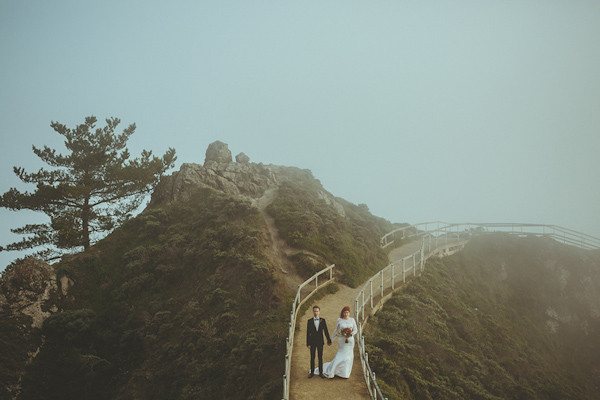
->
289;283;369;400
253;188;304;290
289;239;424;399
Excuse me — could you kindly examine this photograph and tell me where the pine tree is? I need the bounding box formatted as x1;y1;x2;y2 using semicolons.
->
0;116;176;260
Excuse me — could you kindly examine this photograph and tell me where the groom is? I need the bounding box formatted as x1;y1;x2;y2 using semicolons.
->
306;305;331;378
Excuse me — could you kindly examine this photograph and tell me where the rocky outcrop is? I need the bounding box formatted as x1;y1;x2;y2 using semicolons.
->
236;152;250;163
0;258;65;399
204;140;232;164
150;141;346;218
0;258;60;329
317;189;346;218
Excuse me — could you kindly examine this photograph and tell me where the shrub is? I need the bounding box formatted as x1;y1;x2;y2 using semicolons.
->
267;181;391;287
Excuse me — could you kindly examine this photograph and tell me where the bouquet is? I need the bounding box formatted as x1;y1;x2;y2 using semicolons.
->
341;327;353;343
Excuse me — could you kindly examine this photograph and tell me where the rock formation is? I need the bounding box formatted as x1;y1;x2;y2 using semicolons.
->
0;258;60;329
236;152;250;163
151;141;346;217
0;257;69;399
204;140;232;165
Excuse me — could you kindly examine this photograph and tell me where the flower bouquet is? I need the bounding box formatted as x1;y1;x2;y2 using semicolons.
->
341;327;353;343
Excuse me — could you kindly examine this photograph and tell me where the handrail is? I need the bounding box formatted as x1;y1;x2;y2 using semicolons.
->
360;222;600;400
381;222;600;251
355;237;431;399
282;263;335;400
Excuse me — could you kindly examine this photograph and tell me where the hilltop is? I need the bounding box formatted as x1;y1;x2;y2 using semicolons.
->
0;141;393;400
4;142;598;400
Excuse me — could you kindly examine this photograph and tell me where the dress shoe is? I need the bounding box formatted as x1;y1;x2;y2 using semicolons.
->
308;373;314;378
319;373;326;379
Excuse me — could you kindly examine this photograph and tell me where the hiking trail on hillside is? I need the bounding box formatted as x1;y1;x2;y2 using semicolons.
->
288;239;424;400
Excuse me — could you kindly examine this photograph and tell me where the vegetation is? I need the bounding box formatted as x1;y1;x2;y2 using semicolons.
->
15;188;289;400
366;234;600;400
0;116;176;260
289;252;328;280
0;311;42;397
267;181;392;287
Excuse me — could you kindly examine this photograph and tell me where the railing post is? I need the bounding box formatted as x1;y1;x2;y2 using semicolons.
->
370;280;373;309
381;270;384;298
413;254;416;277
391;263;395;290
362;291;365;320
365;352;370;387
283;375;286;400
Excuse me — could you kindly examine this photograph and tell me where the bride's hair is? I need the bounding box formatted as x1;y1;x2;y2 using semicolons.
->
340;306;351;318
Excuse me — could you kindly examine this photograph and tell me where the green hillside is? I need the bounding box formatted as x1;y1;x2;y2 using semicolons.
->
267;180;393;287
6;157;598;400
366;233;600;400
1;176;392;399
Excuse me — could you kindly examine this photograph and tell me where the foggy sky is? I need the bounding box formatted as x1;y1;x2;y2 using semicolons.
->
1;1;599;270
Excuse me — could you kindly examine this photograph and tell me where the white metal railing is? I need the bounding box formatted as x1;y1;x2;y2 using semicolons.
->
355;236;434;400
282;263;335;400
381;222;600;251
360;222;600;400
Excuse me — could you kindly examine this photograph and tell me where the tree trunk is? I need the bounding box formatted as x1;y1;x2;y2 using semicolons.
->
82;197;90;249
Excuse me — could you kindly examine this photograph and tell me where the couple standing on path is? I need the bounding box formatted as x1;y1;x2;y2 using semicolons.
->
306;305;358;379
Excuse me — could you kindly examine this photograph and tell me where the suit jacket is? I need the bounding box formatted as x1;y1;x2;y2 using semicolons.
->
306;317;332;347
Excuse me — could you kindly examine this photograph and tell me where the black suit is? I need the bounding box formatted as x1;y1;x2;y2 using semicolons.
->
306;317;332;374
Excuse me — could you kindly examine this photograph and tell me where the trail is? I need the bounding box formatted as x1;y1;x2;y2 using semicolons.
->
253;187;304;291
289;239;423;399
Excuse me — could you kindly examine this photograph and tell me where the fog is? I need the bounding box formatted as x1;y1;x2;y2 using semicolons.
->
1;1;599;270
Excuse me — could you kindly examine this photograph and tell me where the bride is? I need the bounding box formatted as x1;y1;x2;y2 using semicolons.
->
317;306;358;379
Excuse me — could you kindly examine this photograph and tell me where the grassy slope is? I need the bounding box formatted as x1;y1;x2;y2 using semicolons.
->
267;181;392;287
366;234;600;400
18;188;288;400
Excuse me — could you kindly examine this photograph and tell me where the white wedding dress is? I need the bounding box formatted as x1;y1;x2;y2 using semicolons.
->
316;317;358;378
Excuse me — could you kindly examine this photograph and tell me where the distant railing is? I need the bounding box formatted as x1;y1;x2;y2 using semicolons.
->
381;222;600;251
282;264;335;400
359;222;600;400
